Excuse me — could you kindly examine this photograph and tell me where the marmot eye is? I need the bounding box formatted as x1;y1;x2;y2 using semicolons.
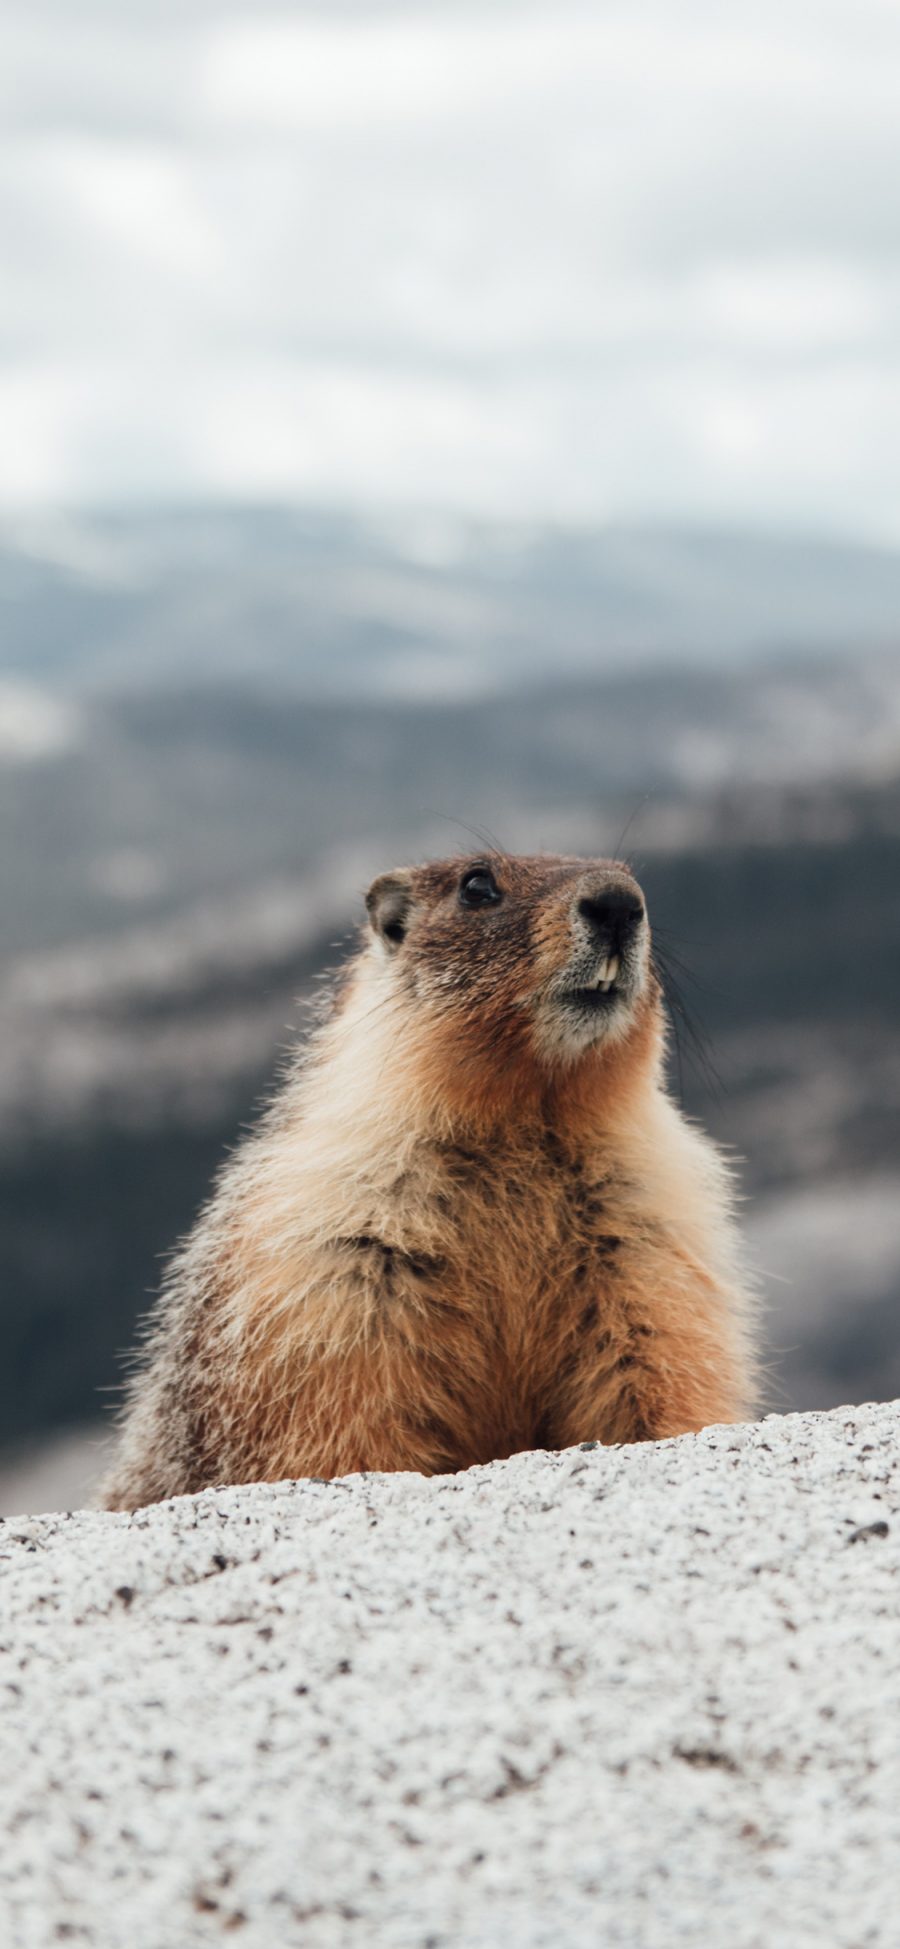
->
459;866;501;909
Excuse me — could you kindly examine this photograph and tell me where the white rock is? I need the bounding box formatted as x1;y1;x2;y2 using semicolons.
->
1;1401;899;1948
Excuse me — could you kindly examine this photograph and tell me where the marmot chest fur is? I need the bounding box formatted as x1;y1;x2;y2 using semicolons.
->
102;851;757;1509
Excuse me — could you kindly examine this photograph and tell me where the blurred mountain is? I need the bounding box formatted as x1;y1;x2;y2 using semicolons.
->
2;507;900;699
1;742;899;1451
1;511;899;1473
3;658;900;963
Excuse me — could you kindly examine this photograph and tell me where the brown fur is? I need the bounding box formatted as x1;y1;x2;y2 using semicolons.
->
101;852;757;1508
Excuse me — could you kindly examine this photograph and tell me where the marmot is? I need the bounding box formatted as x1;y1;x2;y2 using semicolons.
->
101;852;757;1509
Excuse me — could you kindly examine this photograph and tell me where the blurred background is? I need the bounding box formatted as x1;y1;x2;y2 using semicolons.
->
2;0;899;1512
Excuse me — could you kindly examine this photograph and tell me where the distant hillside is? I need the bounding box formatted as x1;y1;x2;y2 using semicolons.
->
2;772;899;1448
2;659;900;961
2;507;900;698
0;526;898;1453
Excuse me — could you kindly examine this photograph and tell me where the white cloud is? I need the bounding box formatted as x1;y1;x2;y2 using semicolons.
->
692;261;885;353
6;347;900;538
0;1;899;530
0;681;82;763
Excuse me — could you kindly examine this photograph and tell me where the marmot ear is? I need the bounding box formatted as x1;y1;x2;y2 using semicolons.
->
366;869;414;950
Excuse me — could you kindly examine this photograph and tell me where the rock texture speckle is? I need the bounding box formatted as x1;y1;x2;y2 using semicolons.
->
2;1402;899;1947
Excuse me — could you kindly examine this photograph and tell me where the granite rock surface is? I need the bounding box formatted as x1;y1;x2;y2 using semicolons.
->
2;1401;899;1948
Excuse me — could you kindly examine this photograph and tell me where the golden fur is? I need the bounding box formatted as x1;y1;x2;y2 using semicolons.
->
101;852;757;1508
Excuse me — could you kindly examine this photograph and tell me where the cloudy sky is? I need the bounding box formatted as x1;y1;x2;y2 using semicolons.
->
2;0;900;533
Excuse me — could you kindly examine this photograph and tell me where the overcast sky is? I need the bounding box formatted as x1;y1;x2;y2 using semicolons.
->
2;0;900;534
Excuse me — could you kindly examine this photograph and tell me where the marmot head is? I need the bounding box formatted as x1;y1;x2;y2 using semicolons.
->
364;853;660;1090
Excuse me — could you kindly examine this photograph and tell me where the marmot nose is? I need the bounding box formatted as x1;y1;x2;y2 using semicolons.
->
577;887;645;951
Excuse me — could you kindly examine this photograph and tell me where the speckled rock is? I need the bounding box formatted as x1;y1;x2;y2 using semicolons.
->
2;1402;899;1948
